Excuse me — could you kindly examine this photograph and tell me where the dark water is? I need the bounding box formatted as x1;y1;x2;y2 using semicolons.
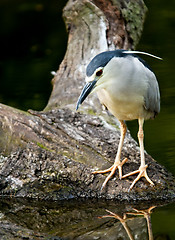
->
128;0;175;177
0;0;175;239
0;198;174;240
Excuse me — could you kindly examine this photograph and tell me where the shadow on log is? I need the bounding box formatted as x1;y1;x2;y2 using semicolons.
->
0;0;175;201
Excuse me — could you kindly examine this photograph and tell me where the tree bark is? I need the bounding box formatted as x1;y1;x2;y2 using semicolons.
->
45;0;147;111
0;0;175;201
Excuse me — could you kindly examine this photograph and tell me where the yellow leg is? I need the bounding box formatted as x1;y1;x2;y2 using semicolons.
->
122;118;154;191
92;120;128;190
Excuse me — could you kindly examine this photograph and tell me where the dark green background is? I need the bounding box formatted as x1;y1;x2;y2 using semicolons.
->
0;0;67;110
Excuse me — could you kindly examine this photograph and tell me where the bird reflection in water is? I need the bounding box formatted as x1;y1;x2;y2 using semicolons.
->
98;206;156;240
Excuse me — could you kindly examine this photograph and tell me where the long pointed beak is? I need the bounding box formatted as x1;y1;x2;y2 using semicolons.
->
76;80;97;110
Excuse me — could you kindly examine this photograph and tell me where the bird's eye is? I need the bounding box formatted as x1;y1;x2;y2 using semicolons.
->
96;69;103;77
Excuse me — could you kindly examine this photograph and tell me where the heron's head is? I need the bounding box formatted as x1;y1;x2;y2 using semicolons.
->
76;50;122;110
76;49;161;110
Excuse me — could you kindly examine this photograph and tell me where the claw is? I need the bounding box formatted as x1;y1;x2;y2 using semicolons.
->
93;158;128;190
122;165;154;191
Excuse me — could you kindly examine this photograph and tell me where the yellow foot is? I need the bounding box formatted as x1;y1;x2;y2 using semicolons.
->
122;165;154;191
92;158;128;190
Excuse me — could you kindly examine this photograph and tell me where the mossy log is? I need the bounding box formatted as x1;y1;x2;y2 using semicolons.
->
0;0;175;201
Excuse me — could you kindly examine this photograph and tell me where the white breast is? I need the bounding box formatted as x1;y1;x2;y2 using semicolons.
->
96;56;152;120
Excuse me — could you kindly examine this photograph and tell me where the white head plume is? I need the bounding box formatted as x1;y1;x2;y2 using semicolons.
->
123;50;162;60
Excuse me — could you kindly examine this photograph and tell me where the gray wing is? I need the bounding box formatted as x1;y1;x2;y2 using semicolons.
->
144;71;160;117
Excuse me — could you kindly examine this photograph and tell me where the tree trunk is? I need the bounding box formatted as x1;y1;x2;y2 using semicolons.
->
0;0;175;201
45;0;146;111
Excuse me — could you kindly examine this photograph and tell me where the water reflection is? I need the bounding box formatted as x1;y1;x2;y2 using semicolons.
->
99;207;155;240
0;198;173;239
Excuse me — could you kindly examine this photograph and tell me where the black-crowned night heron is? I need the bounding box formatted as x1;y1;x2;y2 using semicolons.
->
76;49;161;191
